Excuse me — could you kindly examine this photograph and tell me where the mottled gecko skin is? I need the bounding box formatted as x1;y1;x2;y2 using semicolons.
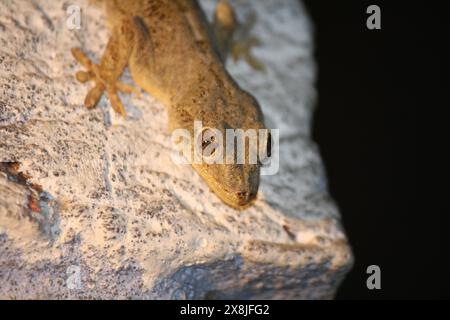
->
72;0;267;209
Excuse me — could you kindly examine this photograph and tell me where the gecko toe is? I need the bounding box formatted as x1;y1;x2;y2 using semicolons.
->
75;70;95;83
84;83;105;109
108;88;126;117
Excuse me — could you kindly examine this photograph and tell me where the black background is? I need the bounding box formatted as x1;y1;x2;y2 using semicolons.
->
301;0;449;299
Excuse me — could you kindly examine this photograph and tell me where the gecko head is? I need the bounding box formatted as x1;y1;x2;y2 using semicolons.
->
189;92;267;210
171;89;267;209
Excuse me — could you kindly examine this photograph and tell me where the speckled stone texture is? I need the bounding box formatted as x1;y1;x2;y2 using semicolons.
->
0;0;353;299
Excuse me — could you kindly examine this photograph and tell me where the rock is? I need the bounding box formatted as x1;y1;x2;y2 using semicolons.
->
0;0;353;299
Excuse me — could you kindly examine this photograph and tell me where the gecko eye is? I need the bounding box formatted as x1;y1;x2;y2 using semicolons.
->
266;132;272;158
258;130;272;166
202;135;215;152
199;128;219;158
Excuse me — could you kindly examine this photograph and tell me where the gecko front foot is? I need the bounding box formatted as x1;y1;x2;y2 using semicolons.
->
231;33;265;72
214;2;265;71
71;48;139;117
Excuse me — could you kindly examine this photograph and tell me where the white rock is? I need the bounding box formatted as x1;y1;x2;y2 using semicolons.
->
0;0;352;299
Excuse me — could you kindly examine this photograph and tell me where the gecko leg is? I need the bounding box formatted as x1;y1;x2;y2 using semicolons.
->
213;0;265;71
71;18;144;117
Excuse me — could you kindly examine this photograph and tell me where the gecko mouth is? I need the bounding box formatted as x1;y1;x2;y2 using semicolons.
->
206;178;258;209
193;163;260;209
235;190;257;205
218;189;257;209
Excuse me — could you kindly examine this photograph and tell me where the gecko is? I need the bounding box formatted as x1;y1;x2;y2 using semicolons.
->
71;0;269;209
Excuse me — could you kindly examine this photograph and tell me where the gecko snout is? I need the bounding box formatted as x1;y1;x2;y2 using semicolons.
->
236;190;256;204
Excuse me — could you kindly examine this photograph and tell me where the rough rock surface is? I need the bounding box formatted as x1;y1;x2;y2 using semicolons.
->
0;0;353;299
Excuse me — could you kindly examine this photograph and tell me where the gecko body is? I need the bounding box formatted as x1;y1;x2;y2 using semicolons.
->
72;0;268;209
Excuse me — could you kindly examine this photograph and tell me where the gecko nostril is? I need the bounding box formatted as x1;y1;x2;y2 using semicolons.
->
236;191;247;199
